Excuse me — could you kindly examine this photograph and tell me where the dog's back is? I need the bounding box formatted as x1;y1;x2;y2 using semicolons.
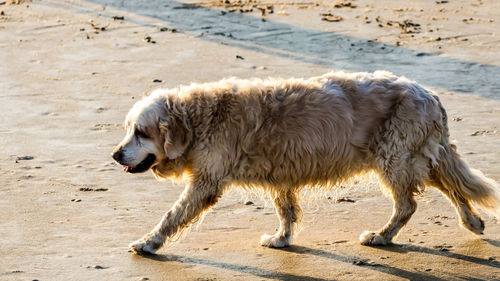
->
183;71;442;190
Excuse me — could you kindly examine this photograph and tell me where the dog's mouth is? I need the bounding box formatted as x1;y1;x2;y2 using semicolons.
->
123;154;156;173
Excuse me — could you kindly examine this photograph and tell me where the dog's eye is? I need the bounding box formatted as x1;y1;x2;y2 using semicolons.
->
135;129;149;139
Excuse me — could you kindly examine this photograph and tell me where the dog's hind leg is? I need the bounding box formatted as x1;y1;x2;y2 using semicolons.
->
360;162;419;246
360;91;440;245
260;190;302;248
129;177;224;255
426;170;485;234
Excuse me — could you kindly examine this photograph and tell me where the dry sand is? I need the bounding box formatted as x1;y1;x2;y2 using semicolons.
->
0;0;499;280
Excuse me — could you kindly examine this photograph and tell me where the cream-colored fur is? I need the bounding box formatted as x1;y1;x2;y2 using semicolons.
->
112;71;500;255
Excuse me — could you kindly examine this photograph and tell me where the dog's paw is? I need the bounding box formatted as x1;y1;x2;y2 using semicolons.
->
359;231;390;246
260;234;290;248
460;215;485;235
129;236;164;255
129;239;157;255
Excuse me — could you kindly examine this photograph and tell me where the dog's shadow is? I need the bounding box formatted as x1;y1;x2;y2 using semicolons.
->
371;240;500;269
138;240;500;280
140;252;329;281
283;242;500;280
483;238;500;248
281;245;453;281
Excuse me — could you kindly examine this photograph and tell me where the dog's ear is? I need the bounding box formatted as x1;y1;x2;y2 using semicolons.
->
159;109;192;159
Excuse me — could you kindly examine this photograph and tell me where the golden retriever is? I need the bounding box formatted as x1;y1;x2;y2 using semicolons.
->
112;71;500;255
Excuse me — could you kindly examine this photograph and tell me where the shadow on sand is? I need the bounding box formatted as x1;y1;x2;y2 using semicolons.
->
283;245;449;281
140;240;499;280
143;252;331;281
483;238;500;248
374;242;500;269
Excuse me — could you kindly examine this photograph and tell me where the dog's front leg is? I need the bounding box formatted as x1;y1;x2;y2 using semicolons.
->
129;177;223;255
260;191;302;248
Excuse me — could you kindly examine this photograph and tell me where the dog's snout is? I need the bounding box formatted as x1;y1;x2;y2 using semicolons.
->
112;150;124;162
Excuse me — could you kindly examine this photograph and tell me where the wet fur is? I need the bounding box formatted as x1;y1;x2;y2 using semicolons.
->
113;71;500;255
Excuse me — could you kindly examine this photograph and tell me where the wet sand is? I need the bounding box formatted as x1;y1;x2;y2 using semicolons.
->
0;0;499;280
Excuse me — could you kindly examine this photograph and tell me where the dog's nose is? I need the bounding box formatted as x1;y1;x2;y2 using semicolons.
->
112;150;123;162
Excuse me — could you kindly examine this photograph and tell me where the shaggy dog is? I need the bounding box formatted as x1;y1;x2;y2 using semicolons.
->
112;71;500;255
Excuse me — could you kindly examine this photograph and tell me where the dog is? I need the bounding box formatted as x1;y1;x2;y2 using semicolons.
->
112;71;500;255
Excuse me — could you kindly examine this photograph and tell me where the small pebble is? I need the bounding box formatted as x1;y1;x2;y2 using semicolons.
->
352;259;379;266
336;197;356;203
16;156;34;161
144;36;156;43
332;240;348;244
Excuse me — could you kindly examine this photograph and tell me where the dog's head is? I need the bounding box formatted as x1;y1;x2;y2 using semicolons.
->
112;91;192;174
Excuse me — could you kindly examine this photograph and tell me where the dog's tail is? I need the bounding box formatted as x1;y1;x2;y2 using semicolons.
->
433;101;500;216
436;144;500;215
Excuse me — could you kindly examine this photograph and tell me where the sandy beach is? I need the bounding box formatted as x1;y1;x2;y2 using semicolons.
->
1;0;499;280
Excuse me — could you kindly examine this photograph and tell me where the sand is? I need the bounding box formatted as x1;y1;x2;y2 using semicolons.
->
0;0;499;280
